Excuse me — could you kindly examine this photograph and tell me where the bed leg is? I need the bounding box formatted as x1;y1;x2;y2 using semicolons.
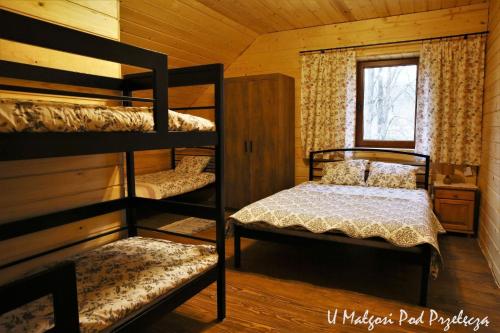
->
217;272;226;321
419;247;431;307
234;226;241;269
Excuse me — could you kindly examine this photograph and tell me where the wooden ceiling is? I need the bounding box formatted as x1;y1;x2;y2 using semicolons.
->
120;0;487;105
120;0;488;70
196;0;488;34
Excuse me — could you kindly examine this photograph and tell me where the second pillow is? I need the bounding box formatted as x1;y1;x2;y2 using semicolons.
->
320;159;368;186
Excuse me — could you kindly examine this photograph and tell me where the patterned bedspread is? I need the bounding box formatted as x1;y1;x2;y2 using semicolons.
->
0;237;218;333
0;98;215;132
135;170;215;199
231;182;445;251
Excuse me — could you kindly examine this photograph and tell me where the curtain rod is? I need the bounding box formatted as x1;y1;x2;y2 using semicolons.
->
299;31;489;54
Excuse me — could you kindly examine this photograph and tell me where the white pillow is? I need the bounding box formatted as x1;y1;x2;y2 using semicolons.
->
366;161;418;189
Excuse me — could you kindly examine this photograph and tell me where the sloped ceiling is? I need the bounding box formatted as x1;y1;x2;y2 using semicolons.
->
121;0;488;69
196;0;488;34
120;0;258;69
120;0;258;107
120;0;487;106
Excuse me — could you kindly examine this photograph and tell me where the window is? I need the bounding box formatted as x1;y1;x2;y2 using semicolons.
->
356;58;418;148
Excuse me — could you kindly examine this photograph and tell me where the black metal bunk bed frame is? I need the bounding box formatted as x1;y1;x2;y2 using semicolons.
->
233;148;433;306
0;9;225;332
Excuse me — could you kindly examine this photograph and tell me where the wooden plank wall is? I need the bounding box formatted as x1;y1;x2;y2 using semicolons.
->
218;3;489;184
0;0;124;284
479;0;500;285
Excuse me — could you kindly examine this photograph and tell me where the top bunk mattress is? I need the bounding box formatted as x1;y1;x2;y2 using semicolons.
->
0;99;215;132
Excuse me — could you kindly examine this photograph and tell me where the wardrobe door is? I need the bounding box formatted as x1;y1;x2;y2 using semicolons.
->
224;79;250;209
247;77;279;203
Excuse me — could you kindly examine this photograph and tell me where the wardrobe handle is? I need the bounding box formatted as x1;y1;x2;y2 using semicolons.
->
249;141;253;153
244;141;247;153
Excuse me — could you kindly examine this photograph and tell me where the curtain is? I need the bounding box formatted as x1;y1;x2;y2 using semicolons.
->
415;35;486;166
300;50;356;157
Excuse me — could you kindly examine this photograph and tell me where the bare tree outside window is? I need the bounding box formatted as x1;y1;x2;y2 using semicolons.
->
356;58;418;148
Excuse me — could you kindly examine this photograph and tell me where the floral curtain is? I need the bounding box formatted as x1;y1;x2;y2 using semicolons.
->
300;50;356;157
415;35;486;166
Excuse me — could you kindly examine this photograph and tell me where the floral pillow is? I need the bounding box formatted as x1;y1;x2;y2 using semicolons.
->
366;161;418;189
175;156;211;174
320;159;368;186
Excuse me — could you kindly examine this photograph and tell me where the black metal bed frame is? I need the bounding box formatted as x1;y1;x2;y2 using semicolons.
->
233;148;432;306
0;8;225;332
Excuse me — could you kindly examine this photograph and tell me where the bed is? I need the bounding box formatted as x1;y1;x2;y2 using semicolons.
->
232;182;443;251
230;148;442;306
0;237;218;333
0;98;215;133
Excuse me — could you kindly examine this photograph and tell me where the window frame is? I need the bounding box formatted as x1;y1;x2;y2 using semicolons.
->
355;57;419;149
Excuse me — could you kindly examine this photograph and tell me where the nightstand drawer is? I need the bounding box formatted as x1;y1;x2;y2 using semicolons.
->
434;198;474;232
434;189;475;200
433;182;479;235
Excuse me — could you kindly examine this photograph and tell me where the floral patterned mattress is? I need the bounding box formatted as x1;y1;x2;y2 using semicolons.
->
231;181;445;252
0;237;218;333
135;170;215;199
0;99;215;132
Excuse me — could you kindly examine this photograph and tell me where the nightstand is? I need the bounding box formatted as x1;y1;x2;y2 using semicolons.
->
433;181;479;235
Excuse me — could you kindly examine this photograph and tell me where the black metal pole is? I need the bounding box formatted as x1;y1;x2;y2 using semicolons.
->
126;151;137;237
214;64;226;321
424;156;430;191
299;31;488;55
309;151;314;181
234;225;241;268
419;246;431;306
171;147;176;169
123;87;138;238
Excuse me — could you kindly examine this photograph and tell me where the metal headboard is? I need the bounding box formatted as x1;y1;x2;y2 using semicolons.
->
309;148;431;190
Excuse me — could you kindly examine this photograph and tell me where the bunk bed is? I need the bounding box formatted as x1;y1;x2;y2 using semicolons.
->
0;8;225;333
231;148;441;306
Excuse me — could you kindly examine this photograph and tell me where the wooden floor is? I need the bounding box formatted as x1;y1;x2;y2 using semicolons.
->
138;228;499;333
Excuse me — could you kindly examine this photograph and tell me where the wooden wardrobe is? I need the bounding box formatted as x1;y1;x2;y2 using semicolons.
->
224;73;295;209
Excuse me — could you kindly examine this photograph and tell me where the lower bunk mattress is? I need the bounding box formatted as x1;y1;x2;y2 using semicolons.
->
135;170;215;199
0;237;218;333
0;98;215;132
